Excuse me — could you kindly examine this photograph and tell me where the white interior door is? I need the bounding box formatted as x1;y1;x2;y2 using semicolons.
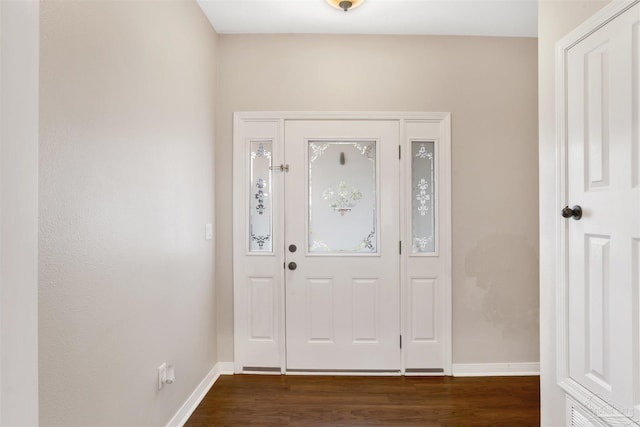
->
562;2;639;422
284;120;400;372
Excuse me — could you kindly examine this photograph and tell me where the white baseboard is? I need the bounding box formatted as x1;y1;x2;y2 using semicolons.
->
166;361;234;427
217;361;235;375
452;362;540;377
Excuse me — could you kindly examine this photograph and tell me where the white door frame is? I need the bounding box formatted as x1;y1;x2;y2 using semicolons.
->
232;111;452;375
555;1;639;423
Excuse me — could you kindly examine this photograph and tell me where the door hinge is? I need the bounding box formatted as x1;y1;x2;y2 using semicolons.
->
400;335;402;349
399;240;402;255
399;145;401;160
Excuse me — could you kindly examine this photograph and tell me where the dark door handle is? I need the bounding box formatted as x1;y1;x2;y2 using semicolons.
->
288;262;297;271
561;205;582;220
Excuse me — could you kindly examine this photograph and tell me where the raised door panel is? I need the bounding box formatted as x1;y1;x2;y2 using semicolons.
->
583;235;611;391
249;277;276;341
585;42;610;189
409;278;436;342
351;278;379;343
306;278;334;342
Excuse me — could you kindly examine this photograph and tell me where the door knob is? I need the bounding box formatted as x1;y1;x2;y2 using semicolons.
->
561;205;582;220
288;262;297;271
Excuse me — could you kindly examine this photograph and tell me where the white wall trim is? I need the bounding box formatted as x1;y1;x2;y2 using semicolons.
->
452;362;540;377
166;362;233;427
556;0;638;52
216;362;235;375
234;111;451;122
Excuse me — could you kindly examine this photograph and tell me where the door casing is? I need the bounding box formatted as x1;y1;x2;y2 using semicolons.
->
232;112;452;375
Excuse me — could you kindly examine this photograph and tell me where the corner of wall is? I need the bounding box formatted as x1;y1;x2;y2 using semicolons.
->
0;0;40;425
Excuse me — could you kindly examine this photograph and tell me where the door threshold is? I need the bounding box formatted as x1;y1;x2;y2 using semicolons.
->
285;369;402;376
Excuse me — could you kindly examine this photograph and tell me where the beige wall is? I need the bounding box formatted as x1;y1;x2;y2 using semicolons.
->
216;34;540;365
39;1;218;425
538;0;611;425
1;1;40;425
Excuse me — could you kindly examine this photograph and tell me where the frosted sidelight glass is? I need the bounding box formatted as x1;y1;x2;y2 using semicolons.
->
249;141;273;252
412;141;435;253
308;141;377;254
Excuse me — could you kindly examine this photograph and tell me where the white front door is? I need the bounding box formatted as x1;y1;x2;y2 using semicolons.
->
559;2;639;423
232;112;451;375
284;120;400;372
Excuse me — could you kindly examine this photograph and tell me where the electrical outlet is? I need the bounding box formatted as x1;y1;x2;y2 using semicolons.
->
165;365;175;384
158;362;167;390
205;224;213;240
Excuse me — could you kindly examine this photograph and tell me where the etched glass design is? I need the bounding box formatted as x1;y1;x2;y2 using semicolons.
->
412;141;435;253
322;181;363;216
249;141;273;252
308;141;377;254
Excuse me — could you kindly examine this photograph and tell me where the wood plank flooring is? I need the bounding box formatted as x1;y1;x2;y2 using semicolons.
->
185;375;540;426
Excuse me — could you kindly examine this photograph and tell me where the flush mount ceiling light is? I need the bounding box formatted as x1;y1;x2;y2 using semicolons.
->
326;0;365;12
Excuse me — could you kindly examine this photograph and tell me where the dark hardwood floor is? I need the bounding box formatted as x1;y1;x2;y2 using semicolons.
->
185;375;540;426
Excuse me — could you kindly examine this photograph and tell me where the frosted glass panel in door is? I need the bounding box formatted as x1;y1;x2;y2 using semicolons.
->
412;141;435;253
308;141;377;253
249;140;273;252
